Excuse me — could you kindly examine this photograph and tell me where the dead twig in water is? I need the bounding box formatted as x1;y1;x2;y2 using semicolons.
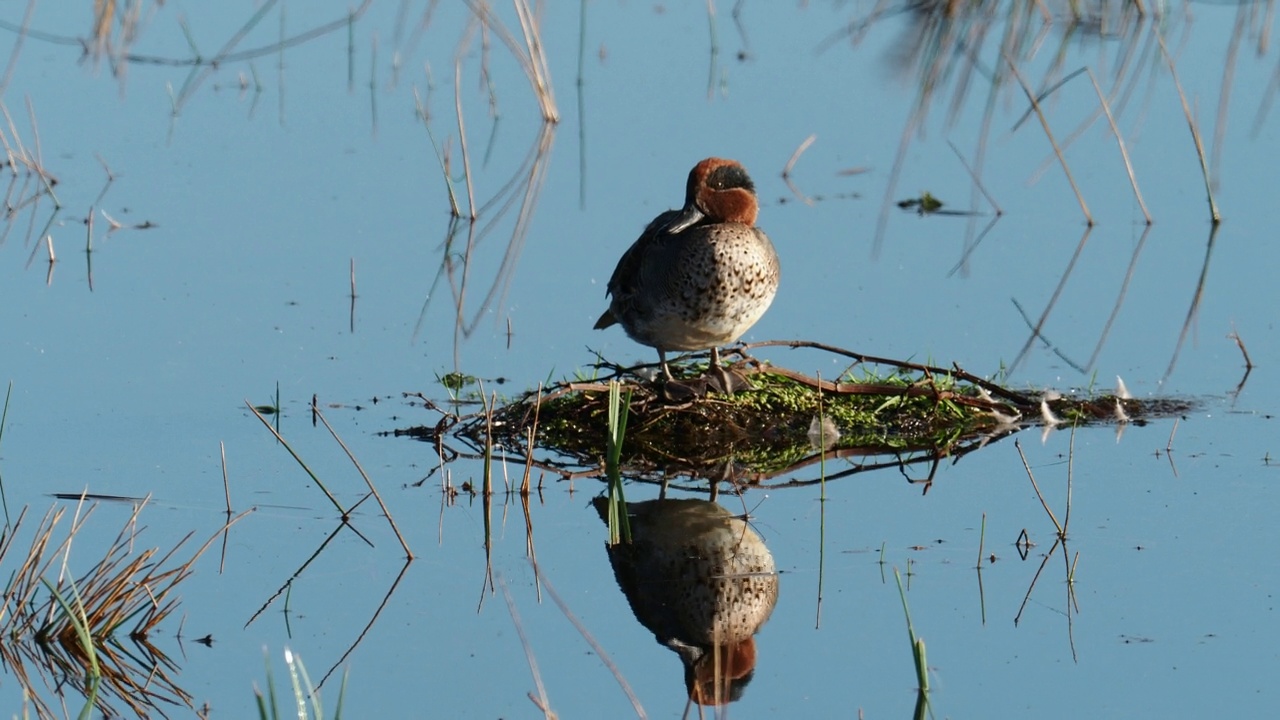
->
1014;438;1063;538
1227;326;1254;370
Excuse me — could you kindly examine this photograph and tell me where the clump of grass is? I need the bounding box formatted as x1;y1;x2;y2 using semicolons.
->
0;498;230;718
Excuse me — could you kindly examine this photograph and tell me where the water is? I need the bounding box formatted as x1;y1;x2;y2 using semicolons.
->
0;1;1277;717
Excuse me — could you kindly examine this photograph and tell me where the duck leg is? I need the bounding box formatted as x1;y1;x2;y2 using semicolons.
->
706;347;752;394
658;350;675;382
657;350;704;402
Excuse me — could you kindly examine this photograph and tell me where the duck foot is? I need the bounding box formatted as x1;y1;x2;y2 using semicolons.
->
657;367;751;401
660;377;710;402
705;364;753;394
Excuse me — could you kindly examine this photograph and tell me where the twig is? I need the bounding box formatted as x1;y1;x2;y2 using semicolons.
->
454;60;477;220
1014;439;1063;536
738;338;1035;405
1227;326;1254;369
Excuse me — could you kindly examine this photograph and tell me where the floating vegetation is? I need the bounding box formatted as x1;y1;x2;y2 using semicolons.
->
402;342;1193;488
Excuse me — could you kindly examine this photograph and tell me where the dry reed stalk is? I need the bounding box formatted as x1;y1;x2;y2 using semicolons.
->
1;499;251;717
1211;6;1248;189
0;100;27;171
1085;69;1151;224
171;1;375;112
22;98;53;198
1015;438;1067;540
244;401;349;516
454;60;478;220
537;564;648;718
1003;54;1093;226
1155;31;1221;223
313;405;414;559
1161;225;1218;383
479;379;494;498
520;383;543;495
1084;226;1151;372
2;100;59;207
514;0;558;122
349;258;358;334
415;86;463;218
498;577;554;719
465;0;559;122
0;0;36;96
1007;226;1092;374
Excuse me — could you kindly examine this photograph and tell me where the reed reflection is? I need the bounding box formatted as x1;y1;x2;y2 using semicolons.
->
593;497;778;707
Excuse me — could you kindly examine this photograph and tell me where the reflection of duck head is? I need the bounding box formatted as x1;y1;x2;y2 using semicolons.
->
678;635;758;706
592;497;779;706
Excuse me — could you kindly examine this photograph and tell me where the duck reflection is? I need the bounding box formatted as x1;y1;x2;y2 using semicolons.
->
592;497;779;706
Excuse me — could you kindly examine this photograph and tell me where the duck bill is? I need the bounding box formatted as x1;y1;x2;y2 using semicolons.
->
660;205;705;234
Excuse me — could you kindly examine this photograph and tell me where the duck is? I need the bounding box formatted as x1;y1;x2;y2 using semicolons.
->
594;158;780;393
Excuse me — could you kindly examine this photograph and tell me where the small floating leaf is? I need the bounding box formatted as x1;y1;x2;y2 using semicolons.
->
439;372;477;391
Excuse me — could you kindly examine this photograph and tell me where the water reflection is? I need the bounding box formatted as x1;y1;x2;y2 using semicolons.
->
592;497;778;707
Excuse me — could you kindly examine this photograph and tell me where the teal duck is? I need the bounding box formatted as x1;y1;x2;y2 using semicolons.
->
594;158;780;392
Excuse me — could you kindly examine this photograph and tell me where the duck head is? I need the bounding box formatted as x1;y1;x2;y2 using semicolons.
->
661;157;759;234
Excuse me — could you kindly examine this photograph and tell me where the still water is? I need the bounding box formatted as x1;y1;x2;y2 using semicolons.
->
0;1;1276;717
